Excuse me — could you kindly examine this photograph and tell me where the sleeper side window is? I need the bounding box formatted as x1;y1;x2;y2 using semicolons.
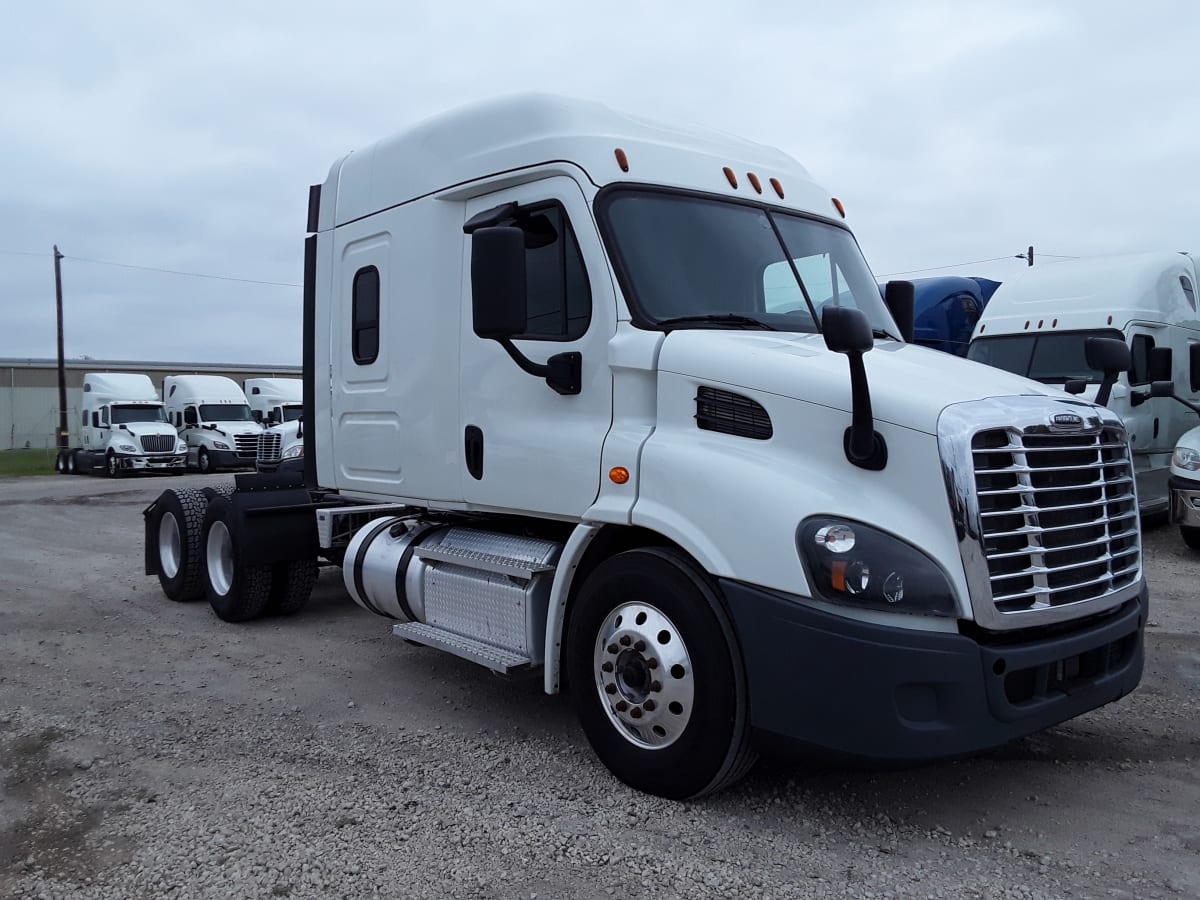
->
352;266;380;365
1129;334;1155;386
508;204;591;341
1182;276;1196;312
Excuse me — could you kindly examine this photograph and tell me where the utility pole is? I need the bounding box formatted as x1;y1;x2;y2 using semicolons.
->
1015;245;1034;267
53;245;68;452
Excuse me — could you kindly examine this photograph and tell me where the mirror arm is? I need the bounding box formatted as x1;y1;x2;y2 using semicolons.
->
1169;394;1200;416
1129;390;1150;408
497;338;582;396
842;352;887;470
1094;374;1117;408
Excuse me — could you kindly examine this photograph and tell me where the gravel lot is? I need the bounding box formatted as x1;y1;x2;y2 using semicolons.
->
1;473;1197;899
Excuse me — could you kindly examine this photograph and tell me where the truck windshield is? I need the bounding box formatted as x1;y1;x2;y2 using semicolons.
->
597;189;897;336
967;329;1126;383
282;405;303;422
199;404;255;422
111;405;167;424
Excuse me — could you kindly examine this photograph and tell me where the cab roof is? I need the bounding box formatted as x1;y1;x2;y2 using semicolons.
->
321;94;837;229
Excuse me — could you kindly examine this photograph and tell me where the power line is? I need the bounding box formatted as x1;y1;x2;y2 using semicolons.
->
878;256;1014;277
67;255;300;287
0;247;300;287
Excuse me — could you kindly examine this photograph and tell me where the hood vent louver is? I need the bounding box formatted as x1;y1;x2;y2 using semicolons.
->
695;387;773;440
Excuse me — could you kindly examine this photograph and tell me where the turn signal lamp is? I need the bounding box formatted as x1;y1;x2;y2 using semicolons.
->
609;466;630;484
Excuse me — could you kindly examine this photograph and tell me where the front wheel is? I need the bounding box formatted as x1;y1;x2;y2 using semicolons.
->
1182;526;1200;551
106;451;122;478
566;547;756;800
197;447;213;474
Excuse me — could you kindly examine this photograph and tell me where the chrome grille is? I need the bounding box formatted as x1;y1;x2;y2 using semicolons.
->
234;433;260;459
139;434;176;453
971;425;1139;614
257;432;282;463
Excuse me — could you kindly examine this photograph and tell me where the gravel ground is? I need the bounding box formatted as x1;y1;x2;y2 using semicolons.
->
1;473;1197;899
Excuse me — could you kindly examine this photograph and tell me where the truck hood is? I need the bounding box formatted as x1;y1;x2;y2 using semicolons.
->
657;331;1067;434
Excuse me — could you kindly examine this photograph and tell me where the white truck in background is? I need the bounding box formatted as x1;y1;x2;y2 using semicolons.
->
244;378;306;472
54;373;187;477
162;375;263;473
144;95;1147;799
967;252;1200;514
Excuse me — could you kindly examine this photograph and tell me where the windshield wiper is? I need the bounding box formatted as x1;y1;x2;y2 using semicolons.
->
656;314;777;331
872;328;898;340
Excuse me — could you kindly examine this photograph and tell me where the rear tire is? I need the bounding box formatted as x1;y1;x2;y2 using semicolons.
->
1182;526;1200;551
202;496;271;622
54;451;66;474
268;559;318;615
565;547;756;800
149;488;208;601
67;451;80;475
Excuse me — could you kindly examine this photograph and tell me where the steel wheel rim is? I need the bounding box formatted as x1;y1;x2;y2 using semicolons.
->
593;602;695;750
158;512;182;579
108;455;117;475
206;520;234;596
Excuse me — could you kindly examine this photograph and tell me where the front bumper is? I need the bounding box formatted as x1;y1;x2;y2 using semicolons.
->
1168;473;1200;527
255;456;303;475
205;448;257;469
722;579;1146;761
116;454;186;471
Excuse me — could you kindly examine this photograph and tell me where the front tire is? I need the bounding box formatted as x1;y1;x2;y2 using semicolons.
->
566;548;756;800
1182;526;1200;551
106;451;122;478
149;488;207;601
201;496;271;622
197;447;213;474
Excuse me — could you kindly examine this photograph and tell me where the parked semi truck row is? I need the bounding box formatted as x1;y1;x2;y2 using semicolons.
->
54;373;187;476
163;375;264;473
144;95;1147;799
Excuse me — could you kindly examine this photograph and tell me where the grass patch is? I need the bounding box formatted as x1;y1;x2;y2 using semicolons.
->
0;449;59;477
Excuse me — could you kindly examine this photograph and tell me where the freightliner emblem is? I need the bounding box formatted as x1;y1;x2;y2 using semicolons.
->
1051;413;1084;429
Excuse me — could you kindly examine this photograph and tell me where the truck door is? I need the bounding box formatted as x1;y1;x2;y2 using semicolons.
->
459;177;614;517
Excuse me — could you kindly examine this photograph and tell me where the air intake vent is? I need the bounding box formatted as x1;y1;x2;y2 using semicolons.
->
695;387;772;440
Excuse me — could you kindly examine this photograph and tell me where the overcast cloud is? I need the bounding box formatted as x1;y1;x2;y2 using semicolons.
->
2;0;1197;365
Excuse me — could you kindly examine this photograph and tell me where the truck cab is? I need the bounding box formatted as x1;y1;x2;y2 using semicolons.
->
967;252;1200;514
73;373;187;476
244;377;303;426
163;375;263;473
146;95;1147;799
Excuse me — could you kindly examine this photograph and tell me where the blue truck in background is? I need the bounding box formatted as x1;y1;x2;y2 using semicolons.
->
885;275;1002;356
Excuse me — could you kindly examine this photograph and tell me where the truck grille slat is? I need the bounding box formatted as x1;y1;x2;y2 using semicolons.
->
257;432;282;464
234;434;260;459
969;422;1140;618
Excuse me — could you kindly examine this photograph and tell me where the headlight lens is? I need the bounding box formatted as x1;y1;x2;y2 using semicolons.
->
797;517;957;617
117;443;137;453
176;441;187;453
1173;446;1200;471
213;441;230;450
282;444;304;459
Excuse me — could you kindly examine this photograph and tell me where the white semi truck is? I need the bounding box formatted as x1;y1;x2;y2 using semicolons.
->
55;373;187;476
162;375;264;473
144;95;1147;799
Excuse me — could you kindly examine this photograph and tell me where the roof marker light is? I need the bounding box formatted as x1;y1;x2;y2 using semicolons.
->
1052;318;1058;327
1107;315;1113;325
723;167;738;188
1024;321;1031;330
979;324;987;333
614;148;629;172
770;177;784;199
831;197;846;218
1038;319;1044;328
747;172;763;194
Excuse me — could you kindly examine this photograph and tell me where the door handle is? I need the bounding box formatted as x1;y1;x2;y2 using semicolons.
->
464;425;484;480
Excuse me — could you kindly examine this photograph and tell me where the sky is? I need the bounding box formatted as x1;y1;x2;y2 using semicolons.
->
1;0;1197;366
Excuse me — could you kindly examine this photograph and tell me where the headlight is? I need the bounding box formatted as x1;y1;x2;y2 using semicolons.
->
1173;446;1200;471
797;517;957;617
213;441;230;450
282;444;304;459
117;443;137;453
176;441;187;453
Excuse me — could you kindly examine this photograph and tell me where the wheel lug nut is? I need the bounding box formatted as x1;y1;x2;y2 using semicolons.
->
619;635;632;646
651;681;662;693
647;658;659;669
601;661;614;673
643;699;656;711
605;684;617;695
607;643;618;654
615;700;628;712
634;640;646;652
630;707;643;719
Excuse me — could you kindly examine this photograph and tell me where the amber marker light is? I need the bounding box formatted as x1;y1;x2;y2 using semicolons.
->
831;559;847;592
614;148;629;172
747;172;763;194
769;177;784;198
831;197;846;218
723;167;738;188
609;467;630;485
